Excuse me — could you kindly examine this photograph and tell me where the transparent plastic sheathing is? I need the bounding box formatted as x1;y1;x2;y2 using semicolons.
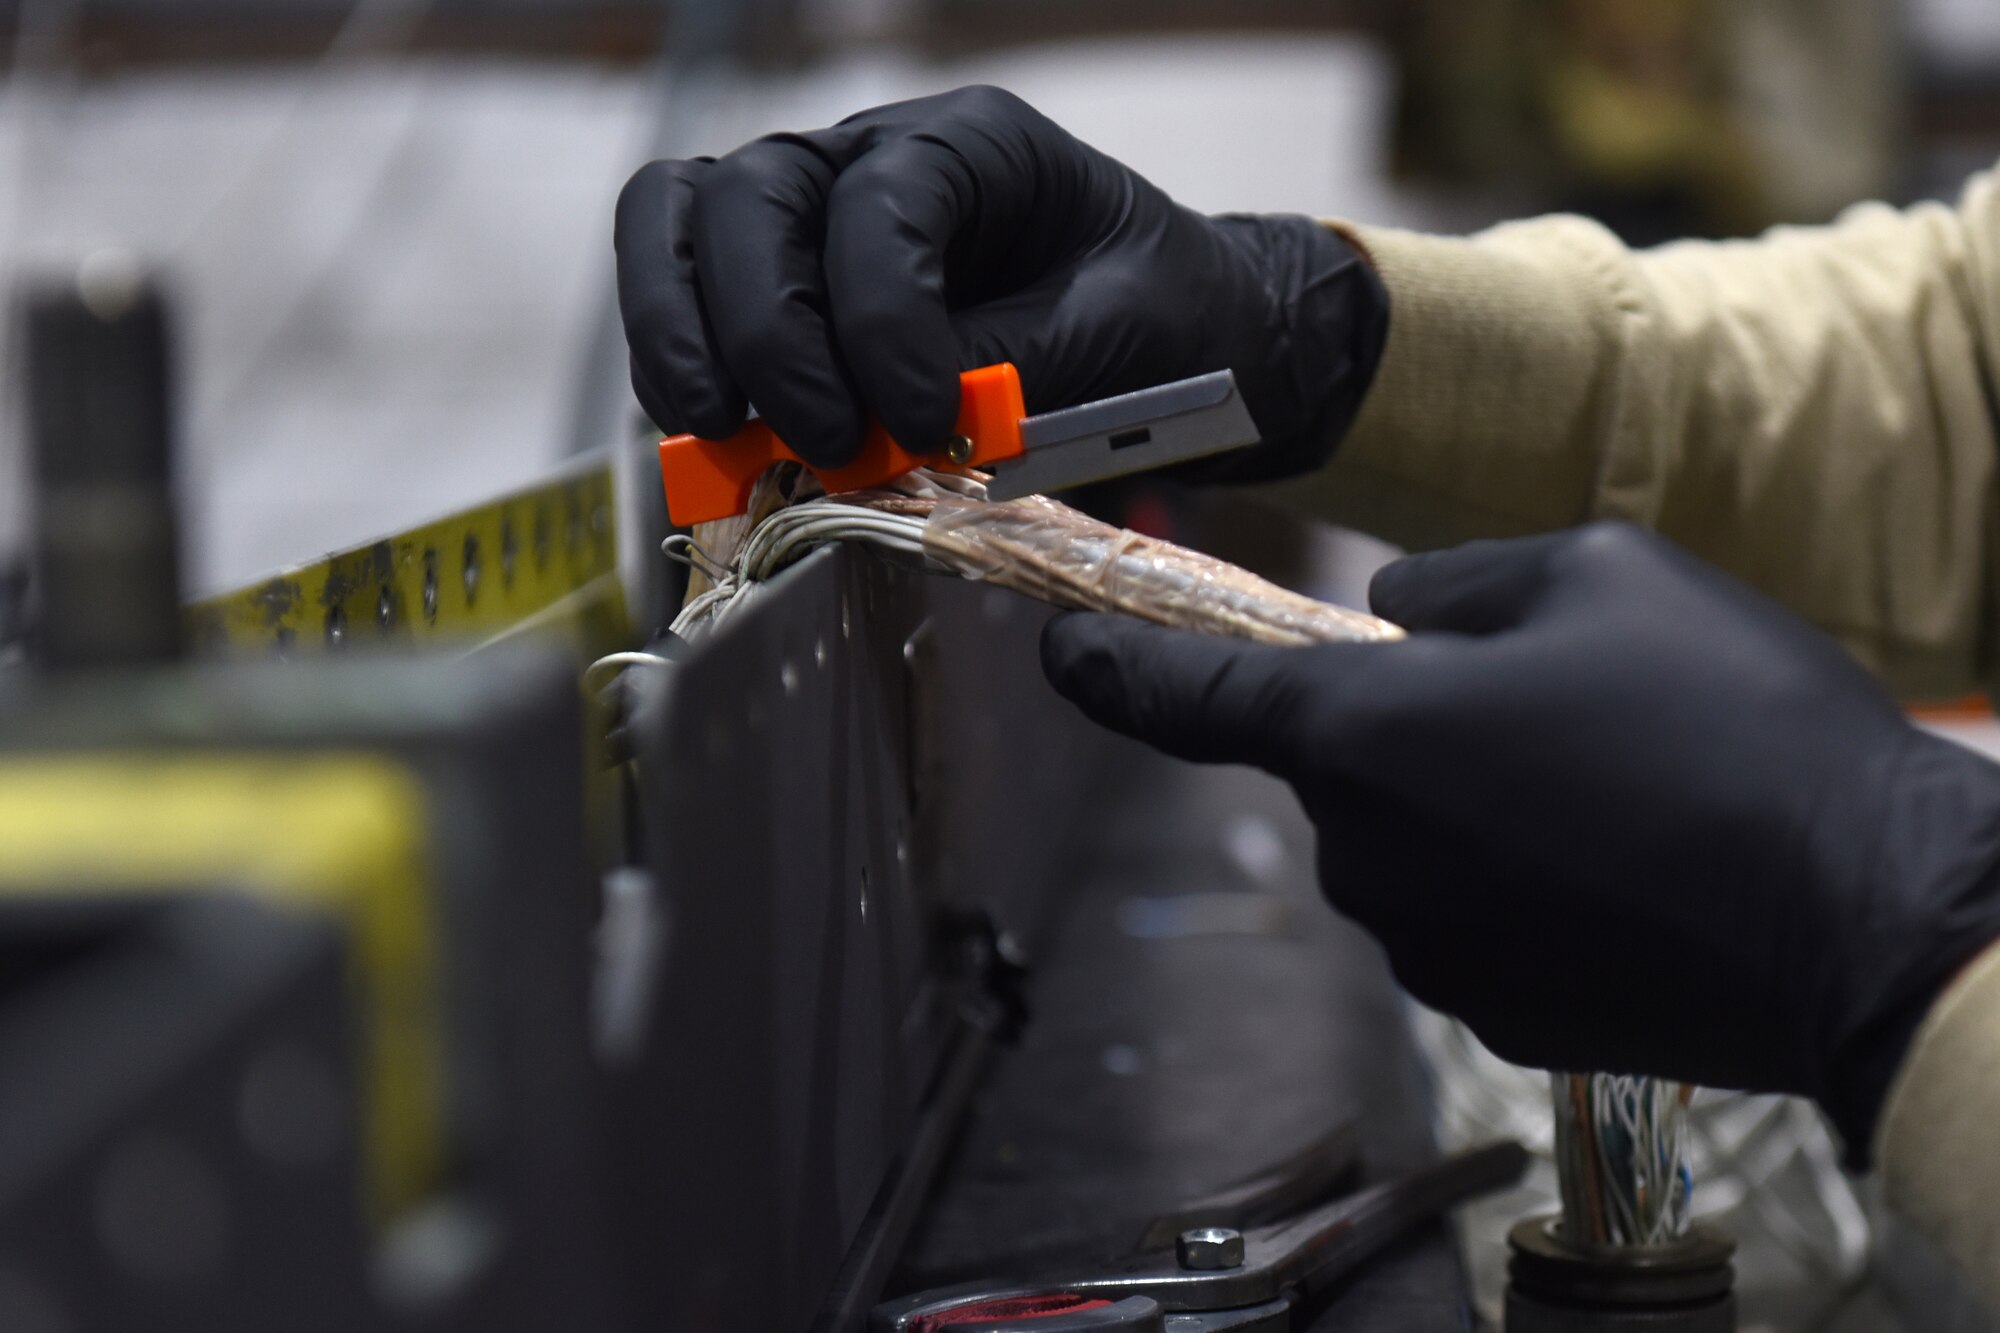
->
671;467;1407;647
922;494;1403;646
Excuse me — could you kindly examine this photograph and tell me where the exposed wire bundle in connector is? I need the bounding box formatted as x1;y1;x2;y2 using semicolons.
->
1551;1072;1694;1248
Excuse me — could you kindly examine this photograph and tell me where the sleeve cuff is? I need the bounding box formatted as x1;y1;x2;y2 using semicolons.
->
1874;936;2000;1306
1267;216;1646;552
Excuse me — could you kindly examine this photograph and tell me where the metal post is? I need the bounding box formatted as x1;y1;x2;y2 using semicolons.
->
25;262;184;669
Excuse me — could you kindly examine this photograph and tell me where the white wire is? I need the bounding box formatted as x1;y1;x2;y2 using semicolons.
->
582;650;675;692
669;499;932;640
660;533;730;581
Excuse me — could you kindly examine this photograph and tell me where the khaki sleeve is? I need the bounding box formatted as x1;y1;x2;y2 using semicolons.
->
1874;939;2000;1307
1269;172;2000;700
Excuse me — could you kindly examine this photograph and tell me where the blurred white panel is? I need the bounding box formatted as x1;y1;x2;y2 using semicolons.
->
1924;716;2000;763
956;36;1406;223
688;35;1424;225
0;61;652;590
1908;0;2000;66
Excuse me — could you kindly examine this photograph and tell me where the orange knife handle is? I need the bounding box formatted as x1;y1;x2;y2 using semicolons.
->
658;363;1028;527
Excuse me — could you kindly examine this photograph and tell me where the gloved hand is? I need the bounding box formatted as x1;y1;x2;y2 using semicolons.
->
615;85;1387;479
1042;523;2000;1157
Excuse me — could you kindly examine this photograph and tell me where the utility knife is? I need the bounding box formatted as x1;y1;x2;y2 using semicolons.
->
656;363;1260;527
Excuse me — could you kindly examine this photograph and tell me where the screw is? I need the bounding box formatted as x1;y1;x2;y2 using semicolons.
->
376;589;394;629
1177;1227;1244;1271
462;534;481;605
944;433;974;465
422;552;439;621
325;606;346;648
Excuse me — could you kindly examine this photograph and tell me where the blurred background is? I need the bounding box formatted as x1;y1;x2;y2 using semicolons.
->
2;0;1998;595
4;3;2000;1329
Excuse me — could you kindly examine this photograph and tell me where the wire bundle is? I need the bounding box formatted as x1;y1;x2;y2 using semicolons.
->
1413;1012;1870;1320
1551;1072;1694;1248
921;492;1401;646
665;493;939;637
663;465;1403;647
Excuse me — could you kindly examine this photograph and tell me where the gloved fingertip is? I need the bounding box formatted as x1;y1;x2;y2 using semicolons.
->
681;395;748;443
782;413;867;469
628;356;681;437
1038;611;1113;693
878;386;963;458
1365;531;1570;633
1365;555;1424;621
950;304;1057;410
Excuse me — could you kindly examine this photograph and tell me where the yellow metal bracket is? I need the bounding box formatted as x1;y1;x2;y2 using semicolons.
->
0;752;441;1224
187;457;628;661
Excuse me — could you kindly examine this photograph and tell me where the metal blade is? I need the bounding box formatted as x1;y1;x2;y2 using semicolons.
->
983;369;1259;502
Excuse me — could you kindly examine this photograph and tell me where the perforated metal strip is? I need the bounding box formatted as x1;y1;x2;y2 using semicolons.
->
186;457;626;661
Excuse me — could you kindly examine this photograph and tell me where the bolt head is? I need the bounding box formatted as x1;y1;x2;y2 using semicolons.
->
945;433;975;465
1177;1226;1244;1271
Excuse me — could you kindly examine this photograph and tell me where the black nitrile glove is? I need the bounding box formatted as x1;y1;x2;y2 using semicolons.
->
615;85;1387;479
1041;523;2000;1159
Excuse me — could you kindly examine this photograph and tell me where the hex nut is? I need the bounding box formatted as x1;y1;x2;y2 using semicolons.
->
1177;1226;1245;1271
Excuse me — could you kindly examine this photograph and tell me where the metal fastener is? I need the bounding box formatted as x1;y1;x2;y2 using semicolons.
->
422;553;439;621
945;433;974;464
1177;1226;1244;1271
461;533;481;604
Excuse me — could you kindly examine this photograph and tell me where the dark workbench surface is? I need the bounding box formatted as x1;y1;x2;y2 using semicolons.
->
892;739;1473;1330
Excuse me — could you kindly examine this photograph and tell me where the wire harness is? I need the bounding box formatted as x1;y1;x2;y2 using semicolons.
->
1551;1072;1693;1247
1414;1011;1870;1320
664;465;1401;646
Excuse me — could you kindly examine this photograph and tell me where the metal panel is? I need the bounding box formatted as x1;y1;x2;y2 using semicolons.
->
622;544;1110;1332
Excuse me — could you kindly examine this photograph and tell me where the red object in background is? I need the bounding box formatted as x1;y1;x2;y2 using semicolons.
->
908;1293;1114;1332
1120;490;1176;542
1907;692;1996;723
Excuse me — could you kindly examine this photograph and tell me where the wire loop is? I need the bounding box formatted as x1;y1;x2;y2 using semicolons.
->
661;533;731;581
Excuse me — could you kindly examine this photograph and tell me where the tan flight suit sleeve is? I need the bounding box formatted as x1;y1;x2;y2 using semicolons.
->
1271;169;2000;702
1874;939;2000;1308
